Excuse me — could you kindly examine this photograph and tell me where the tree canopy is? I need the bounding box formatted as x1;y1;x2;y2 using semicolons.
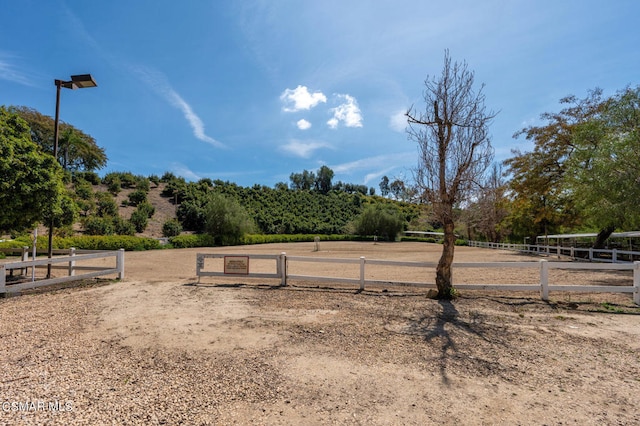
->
9;105;107;171
504;86;640;247
0;106;66;233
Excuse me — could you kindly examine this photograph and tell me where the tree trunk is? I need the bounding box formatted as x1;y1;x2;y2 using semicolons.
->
436;218;456;299
593;225;615;249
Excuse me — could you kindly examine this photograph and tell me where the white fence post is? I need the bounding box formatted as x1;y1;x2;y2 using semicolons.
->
69;247;76;276
540;260;549;301
359;257;366;291
589;248;593;261
612;249;617;263
117;249;125;279
280;252;287;287
634;261;640;305
21;246;28;276
0;264;5;295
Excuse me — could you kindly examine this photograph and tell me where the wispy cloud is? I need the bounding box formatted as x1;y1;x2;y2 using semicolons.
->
170;163;202;181
331;152;415;175
364;167;397;185
280;139;332;158
296;119;312;130
389;109;407;132
280;85;327;112
0;55;33;86
131;65;224;148
327;94;363;129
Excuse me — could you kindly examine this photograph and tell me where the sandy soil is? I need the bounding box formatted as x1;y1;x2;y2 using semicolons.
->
1;242;639;425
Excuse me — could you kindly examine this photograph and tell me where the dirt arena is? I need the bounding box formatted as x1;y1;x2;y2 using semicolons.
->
1;242;639;425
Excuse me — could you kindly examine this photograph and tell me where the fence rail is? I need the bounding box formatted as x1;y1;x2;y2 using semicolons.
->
468;241;640;263
196;252;640;305
1;249;125;295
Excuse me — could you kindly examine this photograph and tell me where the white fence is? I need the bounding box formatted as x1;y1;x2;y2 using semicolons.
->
468;240;640;263
1;249;125;295
196;253;640;305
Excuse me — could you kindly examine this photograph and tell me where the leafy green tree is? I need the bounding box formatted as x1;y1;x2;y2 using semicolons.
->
136;202;155;219
95;192;119;217
83;216;114;235
379;176;390;197
128;189;148;206
354;204;405;240
502;88;638;247
162;219;183;237
9;106;107;171
113;216;135;236
204;192;255;245
289;169;315;190
505;91;603;242
406;51;495;299
129;210;148;233
0;106;66;233
314;165;334;194
564;86;640;244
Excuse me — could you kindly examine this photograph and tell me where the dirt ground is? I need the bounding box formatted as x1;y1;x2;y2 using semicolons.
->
1;242;639;425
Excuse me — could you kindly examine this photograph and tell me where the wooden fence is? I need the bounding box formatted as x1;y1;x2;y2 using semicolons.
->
196;253;640;305
468;240;640;263
1;249;125;295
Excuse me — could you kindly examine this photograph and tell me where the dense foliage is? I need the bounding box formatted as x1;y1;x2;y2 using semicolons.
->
0;107;67;233
9;106;107;171
503;86;640;246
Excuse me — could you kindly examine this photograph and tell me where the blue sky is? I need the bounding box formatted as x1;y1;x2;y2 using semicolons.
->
1;1;638;189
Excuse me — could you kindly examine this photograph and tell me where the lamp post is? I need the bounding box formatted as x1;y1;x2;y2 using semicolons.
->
47;74;97;278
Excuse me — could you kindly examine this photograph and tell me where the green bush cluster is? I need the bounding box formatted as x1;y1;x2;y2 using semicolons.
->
4;234;160;251
162;219;183;237
168;234;216;248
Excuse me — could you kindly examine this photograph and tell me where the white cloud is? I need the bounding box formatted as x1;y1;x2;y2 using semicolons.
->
364;167;397;185
131;65;224;148
296;119;312;130
170;163;202;181
389;109;407;132
327;94;363;129
280;85;327;112
280;139;332;158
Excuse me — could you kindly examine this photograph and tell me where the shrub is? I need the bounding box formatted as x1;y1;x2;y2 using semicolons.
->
96;194;118;218
113;216;136;236
169;233;215;248
136;202;155;218
353;204;404;241
75;171;101;185
128;189;148;207
204;193;255;245
63;235;161;251
84;216;114;235
107;177;121;195
162;219;183;237
130;210;148;233
135;176;150;192
74;180;93;200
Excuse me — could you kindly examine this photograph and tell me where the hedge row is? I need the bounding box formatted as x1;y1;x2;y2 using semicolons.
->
3;235;161;251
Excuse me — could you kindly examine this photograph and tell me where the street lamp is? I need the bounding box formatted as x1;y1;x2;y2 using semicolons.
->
47;74;97;278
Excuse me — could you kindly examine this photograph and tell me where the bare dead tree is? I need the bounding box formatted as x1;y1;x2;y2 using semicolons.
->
406;51;496;299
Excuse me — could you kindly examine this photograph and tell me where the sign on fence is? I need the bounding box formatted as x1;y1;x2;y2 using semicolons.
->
224;256;250;275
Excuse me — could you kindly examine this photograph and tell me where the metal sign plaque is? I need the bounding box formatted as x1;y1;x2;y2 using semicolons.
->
224;256;250;275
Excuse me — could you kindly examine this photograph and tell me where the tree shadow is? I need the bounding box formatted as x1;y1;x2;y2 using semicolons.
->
405;299;501;385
